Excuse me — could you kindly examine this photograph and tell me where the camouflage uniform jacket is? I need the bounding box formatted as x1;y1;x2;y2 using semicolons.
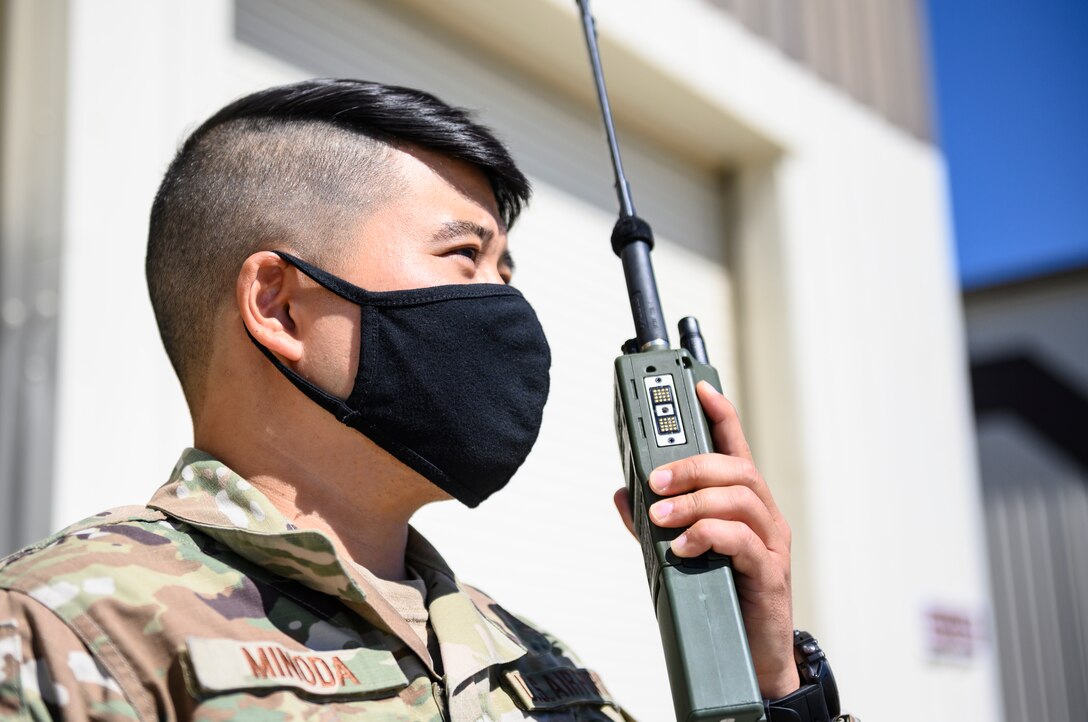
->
0;450;632;721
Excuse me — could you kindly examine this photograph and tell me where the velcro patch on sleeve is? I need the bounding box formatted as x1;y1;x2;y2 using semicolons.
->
503;666;614;711
185;637;408;698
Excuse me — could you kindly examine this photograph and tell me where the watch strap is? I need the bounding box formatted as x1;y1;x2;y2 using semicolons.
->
764;683;829;722
793;630;841;718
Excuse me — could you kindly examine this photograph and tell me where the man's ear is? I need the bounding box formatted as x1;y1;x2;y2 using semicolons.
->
237;251;303;363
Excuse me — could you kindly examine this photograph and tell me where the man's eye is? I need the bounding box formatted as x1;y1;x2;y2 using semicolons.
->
450;247;478;261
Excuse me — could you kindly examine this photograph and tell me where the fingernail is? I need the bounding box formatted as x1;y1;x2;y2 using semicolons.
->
649;469;672;491
671;533;689;554
650;500;673;522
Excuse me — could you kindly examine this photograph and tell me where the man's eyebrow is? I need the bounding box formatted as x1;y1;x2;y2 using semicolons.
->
431;220;494;244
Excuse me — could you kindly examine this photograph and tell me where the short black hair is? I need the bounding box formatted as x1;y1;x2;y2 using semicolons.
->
146;78;531;404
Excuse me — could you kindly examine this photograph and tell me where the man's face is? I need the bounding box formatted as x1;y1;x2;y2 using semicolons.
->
292;146;514;399
340;145;513;290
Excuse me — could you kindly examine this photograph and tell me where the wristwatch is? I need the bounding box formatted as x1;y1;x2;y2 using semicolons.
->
763;630;847;722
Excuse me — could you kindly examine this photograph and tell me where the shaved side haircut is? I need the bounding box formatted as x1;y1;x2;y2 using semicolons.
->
147;79;531;405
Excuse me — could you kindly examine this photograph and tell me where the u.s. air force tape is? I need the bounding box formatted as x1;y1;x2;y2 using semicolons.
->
502;666;615;711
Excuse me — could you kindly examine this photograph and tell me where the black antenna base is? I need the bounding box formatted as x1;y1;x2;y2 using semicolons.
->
611;215;655;256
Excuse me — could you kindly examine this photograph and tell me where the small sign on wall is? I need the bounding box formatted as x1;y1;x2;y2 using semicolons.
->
923;605;988;662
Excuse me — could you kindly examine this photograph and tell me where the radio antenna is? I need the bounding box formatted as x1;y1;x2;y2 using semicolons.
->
578;2;635;218
577;0;670;349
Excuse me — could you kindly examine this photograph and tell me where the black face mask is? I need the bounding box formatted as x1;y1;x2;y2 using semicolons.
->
248;251;551;508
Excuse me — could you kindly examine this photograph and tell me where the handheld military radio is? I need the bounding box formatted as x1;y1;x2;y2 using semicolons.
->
575;3;765;720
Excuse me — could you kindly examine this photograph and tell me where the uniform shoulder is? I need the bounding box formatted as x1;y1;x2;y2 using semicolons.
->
0;505;185;594
0;508;179;720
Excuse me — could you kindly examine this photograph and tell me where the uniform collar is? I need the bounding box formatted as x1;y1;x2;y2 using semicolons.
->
147;448;525;688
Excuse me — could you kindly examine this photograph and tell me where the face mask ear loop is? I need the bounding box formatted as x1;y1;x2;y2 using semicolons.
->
274;250;523;306
275;251;370;304
243;325;360;424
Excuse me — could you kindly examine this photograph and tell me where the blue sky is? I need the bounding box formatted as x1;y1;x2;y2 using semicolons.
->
926;0;1088;290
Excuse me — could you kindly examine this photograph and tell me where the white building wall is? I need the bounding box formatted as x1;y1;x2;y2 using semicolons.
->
41;0;999;720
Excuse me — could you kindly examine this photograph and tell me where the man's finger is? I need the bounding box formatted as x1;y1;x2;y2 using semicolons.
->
648;453;782;520
696;381;753;462
649;485;783;549
669;518;772;582
613;487;636;538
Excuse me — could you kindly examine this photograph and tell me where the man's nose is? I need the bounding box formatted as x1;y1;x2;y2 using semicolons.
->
477;265;506;284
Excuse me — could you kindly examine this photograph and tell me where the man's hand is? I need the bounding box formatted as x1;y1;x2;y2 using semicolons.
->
612;380;800;699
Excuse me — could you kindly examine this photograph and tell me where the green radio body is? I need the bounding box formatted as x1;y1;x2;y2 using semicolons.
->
614;349;764;722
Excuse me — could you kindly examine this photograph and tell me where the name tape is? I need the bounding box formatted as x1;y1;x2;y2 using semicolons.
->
185;637;409;697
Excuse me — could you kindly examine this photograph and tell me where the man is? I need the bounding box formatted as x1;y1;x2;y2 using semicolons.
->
0;79;838;720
